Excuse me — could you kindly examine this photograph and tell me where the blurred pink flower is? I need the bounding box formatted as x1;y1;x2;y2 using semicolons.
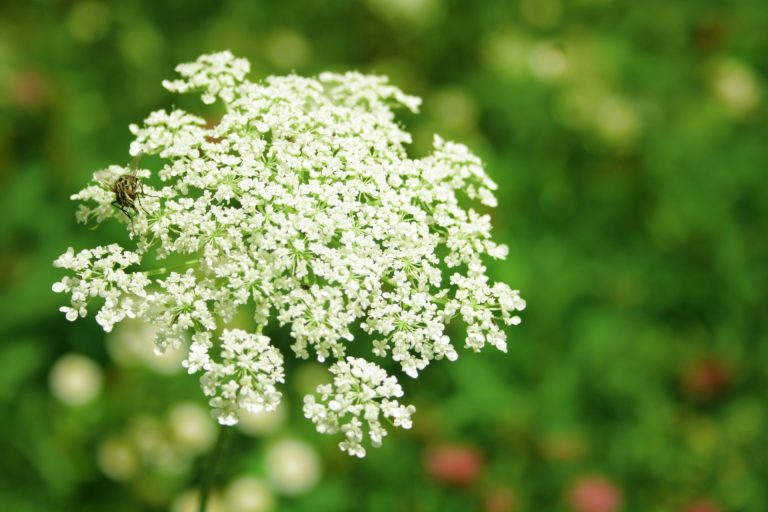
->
567;475;622;512
424;444;483;487
681;359;730;400
9;70;49;109
682;500;720;512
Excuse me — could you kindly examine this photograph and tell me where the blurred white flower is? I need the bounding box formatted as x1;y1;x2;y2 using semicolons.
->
529;41;568;82
482;30;531;79
107;317;184;374
127;414;167;457
168;402;217;454
225;476;275;512
49;353;103;406
265;439;321;495
430;87;479;133
593;95;641;146
127;414;191;476
711;58;762;117
97;436;138;481
556;87;642;148
152;447;192;477
265;29;310;71
237;402;287;437
53;51;524;455
172;489;226;512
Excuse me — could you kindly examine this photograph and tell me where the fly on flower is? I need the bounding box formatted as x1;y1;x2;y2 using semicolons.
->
99;156;151;233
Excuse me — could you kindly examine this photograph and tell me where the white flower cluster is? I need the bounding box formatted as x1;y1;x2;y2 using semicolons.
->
185;329;285;426
53;245;149;332
53;51;525;456
304;357;415;457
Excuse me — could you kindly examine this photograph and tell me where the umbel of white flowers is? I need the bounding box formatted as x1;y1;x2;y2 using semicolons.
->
52;51;526;457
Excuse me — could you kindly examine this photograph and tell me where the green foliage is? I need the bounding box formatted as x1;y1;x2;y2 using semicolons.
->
1;0;766;510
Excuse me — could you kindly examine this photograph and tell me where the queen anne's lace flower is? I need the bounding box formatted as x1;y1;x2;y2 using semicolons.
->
53;51;525;456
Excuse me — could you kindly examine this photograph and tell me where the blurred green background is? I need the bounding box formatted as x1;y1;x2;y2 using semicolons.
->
1;0;767;511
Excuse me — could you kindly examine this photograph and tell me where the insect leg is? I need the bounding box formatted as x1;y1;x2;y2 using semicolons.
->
138;181;160;198
111;200;132;220
136;187;150;215
111;200;137;234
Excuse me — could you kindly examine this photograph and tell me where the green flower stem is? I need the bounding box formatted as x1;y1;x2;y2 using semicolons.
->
198;424;230;512
145;259;200;276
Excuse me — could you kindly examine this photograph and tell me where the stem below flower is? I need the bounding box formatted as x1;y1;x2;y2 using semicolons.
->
198;424;229;512
145;258;200;276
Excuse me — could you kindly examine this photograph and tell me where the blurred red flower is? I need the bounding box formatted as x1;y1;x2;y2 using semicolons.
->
567;475;622;512
9;70;49;110
681;359;730;400
424;444;483;487
682;499;720;512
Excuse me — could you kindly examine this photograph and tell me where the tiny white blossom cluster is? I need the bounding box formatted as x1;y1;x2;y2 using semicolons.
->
186;329;285;425
304;357;415;457
53;245;150;331
53;51;525;456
